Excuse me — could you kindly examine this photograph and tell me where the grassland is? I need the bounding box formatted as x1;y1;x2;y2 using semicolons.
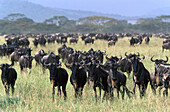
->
0;36;169;112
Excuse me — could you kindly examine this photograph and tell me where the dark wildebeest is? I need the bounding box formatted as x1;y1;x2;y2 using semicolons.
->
85;60;109;101
130;37;135;46
69;38;78;44
58;44;67;55
34;49;47;65
10;51;21;64
0;62;17;95
129;53;150;98
145;37;150;44
11;48;32;64
65;62;87;98
118;52;133;79
162;42;170;52
38;37;46;46
41;52;60;68
107;61;133;100
19;55;34;72
45;62;68;101
163;39;170;44
108;40;115;47
84;37;94;45
150;56;169;96
33;38;38;47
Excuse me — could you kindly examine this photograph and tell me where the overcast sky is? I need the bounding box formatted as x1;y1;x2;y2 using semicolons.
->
26;0;170;16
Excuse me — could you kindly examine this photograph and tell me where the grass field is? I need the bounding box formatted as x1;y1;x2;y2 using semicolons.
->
0;36;169;112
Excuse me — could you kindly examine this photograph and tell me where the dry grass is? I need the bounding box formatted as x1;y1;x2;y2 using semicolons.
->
0;36;169;112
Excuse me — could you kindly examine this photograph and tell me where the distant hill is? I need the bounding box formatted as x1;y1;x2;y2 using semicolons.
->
0;0;137;22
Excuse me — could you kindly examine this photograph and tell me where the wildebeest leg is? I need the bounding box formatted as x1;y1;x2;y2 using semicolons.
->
159;86;163;96
117;87;120;99
51;80;55;102
133;82;136;94
5;85;9;95
163;88;168;97
150;82;156;95
99;86;101;98
93;86;97;101
122;86;125;100
57;86;61;96
139;84;145;98
20;66;23;72
62;85;67;100
11;83;15;95
80;87;83;96
163;81;168;97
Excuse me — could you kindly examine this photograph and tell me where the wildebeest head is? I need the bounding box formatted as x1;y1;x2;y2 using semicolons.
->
45;62;61;80
151;56;168;65
0;63;13;85
129;53;145;74
108;60;118;81
24;55;34;68
65;62;82;89
85;60;99;81
39;49;47;56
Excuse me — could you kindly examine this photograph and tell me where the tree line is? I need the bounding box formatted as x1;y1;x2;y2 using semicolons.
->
0;13;170;34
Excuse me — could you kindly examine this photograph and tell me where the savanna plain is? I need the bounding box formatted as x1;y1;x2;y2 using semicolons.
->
0;36;169;112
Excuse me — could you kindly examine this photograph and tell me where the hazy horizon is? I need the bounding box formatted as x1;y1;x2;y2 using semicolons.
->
25;0;170;16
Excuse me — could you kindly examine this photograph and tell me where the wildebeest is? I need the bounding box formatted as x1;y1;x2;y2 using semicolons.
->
150;56;169;96
163;39;170;44
85;60;109;101
45;63;68;101
33;38;38;47
0;62;17;95
38;37;46;46
145;37;150;44
65;62;87;98
108;40;115;47
19;55;34;71
107;61;133;100
117;52;132;79
84;37;94;45
34;49;47;65
129;53;150;98
11;47;32;64
130;36;142;46
162;42;170;52
41;52;60;68
69;38;78;44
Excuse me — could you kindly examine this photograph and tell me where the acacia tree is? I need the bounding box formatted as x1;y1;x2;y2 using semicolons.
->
44;16;70;26
4;13;25;21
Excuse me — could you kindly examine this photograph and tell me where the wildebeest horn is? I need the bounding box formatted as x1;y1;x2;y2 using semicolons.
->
125;52;128;57
137;52;140;56
44;62;51;66
105;55;109;60
151;56;155;62
119;55;122;60
163;56;168;63
140;54;145;61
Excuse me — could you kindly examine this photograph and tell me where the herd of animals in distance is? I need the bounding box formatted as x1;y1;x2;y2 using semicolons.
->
0;33;169;102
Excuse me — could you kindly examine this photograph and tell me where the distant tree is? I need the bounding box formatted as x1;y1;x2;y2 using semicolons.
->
44;16;69;26
16;17;34;23
4;13;25;21
77;16;114;25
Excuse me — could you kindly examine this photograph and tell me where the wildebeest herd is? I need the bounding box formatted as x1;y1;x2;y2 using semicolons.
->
0;33;169;102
